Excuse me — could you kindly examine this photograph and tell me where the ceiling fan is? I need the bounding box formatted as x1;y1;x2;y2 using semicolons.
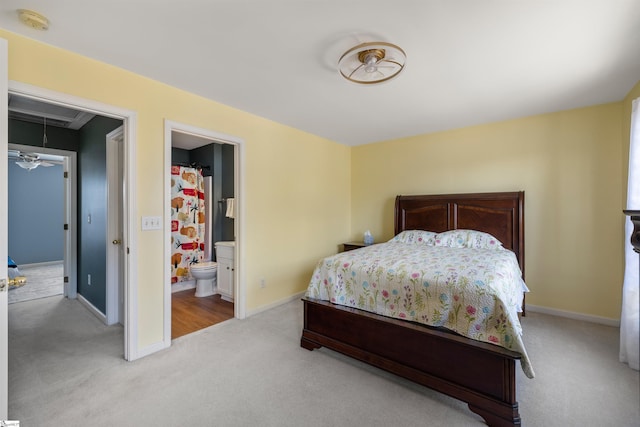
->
8;149;55;170
9;116;56;170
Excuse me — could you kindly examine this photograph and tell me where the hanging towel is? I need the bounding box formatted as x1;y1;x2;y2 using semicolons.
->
225;198;235;219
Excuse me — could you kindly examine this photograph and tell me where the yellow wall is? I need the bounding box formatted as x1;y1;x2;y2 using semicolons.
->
1;30;351;348
352;103;625;320
2;28;637;344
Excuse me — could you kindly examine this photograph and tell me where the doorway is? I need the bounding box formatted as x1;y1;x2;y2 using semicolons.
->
7;95;123;324
6;81;137;360
7;142;75;304
164;120;245;342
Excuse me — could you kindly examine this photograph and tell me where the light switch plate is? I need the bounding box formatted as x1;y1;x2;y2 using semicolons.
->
142;216;162;230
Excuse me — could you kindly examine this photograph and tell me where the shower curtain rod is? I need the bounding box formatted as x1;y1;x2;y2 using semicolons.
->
172;162;210;170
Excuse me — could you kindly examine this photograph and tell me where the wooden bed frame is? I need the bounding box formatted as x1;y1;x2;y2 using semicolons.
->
301;191;526;426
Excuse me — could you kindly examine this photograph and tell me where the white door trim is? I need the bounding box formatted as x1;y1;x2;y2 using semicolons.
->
0;37;9;421
164;120;246;346
7;81;139;361
7;143;77;300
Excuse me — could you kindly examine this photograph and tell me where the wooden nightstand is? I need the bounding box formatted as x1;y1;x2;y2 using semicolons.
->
341;242;366;252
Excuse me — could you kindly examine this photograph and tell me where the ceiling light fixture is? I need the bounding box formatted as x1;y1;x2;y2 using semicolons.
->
15;160;40;171
338;42;406;84
17;9;49;31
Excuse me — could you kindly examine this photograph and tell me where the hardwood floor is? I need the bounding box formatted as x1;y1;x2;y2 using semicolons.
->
171;290;234;340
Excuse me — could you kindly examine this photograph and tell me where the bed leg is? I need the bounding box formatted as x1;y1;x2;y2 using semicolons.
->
468;404;521;427
300;336;322;351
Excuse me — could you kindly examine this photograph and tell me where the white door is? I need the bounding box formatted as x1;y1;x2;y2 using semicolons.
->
106;127;124;325
0;37;10;420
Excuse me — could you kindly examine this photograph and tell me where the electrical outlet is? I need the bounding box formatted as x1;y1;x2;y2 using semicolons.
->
88;274;91;285
260;278;266;288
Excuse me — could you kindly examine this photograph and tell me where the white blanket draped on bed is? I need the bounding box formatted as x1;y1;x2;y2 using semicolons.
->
306;237;535;378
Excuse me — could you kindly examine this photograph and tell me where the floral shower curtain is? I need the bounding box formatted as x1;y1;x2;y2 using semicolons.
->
170;165;205;284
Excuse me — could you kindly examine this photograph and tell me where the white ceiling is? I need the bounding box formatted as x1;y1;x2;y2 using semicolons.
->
1;1;639;146
171;131;217;150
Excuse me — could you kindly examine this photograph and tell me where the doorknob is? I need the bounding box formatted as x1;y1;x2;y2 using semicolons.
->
112;239;122;245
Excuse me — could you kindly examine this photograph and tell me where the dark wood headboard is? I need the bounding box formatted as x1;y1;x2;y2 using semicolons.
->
394;191;525;276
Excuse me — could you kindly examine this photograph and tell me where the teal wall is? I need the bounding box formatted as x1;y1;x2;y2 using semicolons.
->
9;119;80;152
221;143;234;242
77;116;122;313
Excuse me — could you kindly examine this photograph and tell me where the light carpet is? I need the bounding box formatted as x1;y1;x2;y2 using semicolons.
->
8;297;640;426
8;263;64;304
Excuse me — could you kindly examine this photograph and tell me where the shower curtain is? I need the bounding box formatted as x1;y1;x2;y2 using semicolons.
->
171;165;205;284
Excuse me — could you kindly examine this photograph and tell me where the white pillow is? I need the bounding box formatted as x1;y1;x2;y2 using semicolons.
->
391;230;437;245
434;229;503;250
465;230;504;249
433;230;468;248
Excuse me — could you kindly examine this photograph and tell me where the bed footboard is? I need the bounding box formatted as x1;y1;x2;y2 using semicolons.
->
301;297;521;427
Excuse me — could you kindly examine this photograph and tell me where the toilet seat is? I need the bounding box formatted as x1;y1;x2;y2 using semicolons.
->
191;261;217;271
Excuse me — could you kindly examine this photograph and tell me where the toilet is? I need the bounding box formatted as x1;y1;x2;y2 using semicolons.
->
191;261;217;297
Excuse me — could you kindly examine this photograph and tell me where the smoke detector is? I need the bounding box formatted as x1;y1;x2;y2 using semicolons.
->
17;9;49;31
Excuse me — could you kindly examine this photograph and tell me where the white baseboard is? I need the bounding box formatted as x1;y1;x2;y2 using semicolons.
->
135;339;171;360
77;293;108;325
19;260;64;268
246;291;306;317
526;304;620;327
171;280;196;293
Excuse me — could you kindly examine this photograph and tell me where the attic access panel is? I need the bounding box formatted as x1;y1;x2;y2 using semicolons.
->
8;94;94;129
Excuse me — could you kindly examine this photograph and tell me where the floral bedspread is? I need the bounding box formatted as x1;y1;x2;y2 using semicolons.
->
306;241;535;378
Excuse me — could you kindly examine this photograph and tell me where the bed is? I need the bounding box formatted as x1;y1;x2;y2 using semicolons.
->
300;191;529;426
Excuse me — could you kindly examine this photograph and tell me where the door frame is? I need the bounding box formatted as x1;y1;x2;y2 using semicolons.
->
7;81;139;361
1;37;8;421
164;120;246;346
7;143;77;300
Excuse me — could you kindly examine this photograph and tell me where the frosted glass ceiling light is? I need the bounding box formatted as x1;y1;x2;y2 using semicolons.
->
338;42;406;84
16;160;39;170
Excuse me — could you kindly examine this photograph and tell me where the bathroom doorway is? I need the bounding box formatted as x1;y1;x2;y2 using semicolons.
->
165;121;243;340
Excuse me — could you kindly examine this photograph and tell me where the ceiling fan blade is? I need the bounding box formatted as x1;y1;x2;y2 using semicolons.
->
8;150;22;159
